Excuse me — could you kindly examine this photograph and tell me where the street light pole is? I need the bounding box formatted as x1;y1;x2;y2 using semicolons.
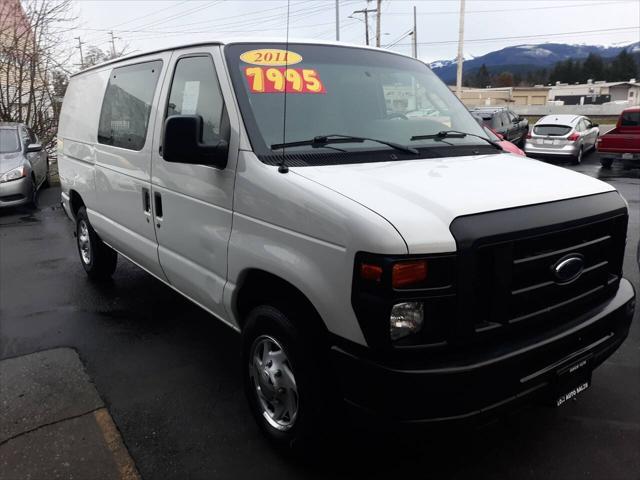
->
335;0;340;41
412;5;417;58
456;0;466;97
376;0;382;47
75;36;84;68
351;7;377;46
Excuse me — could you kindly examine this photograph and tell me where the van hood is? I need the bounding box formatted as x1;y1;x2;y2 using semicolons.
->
0;152;25;175
291;153;615;253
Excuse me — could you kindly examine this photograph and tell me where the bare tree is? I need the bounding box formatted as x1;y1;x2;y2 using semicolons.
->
82;42;130;68
0;0;76;154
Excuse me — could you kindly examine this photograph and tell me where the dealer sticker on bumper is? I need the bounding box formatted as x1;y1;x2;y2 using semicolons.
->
556;380;590;407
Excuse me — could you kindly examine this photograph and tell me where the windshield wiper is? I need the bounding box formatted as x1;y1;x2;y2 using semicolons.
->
410;130;502;150
271;134;419;155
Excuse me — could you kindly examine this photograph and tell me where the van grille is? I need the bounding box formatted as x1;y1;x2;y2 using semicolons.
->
471;215;627;336
449;192;628;343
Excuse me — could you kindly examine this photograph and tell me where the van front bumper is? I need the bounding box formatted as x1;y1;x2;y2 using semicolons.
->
330;278;635;424
0;177;32;208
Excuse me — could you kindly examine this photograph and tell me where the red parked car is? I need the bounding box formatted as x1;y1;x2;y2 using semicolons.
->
597;107;640;169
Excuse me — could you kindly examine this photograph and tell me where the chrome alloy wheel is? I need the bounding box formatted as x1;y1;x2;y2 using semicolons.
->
78;220;92;265
249;335;299;431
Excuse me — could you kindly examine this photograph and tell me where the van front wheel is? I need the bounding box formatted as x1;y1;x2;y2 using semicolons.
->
76;207;117;279
242;304;333;453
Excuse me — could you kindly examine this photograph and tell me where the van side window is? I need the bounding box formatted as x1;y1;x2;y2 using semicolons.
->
166;56;225;145
98;60;162;151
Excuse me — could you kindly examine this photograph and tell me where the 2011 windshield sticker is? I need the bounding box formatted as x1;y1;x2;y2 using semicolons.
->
240;49;302;66
244;67;326;94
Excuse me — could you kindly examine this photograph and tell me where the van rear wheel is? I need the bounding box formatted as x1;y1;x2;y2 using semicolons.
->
76;207;117;279
242;304;334;453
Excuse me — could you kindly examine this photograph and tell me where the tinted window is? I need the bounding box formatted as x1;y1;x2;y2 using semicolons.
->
620;111;640;126
166;56;225;145
0;129;20;153
491;114;502;128
98;60;162;150
533;125;571;136
225;43;488;162
19;126;30;147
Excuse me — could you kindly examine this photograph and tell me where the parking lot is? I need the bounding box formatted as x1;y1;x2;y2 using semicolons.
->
1;151;638;480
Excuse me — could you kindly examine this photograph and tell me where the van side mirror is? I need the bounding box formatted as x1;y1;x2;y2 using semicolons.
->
162;115;228;169
26;143;43;153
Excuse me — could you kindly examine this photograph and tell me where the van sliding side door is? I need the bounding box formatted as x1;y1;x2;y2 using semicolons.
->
93;54;172;281
149;46;239;322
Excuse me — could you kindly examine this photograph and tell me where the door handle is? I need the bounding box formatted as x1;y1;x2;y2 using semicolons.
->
154;192;163;228
142;188;151;222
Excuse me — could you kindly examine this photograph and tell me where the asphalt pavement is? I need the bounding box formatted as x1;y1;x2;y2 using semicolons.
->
0;151;638;480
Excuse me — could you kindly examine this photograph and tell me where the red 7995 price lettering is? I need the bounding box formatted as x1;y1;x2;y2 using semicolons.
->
245;67;326;94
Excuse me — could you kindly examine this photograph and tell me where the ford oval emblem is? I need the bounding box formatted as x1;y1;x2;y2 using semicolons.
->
552;254;585;284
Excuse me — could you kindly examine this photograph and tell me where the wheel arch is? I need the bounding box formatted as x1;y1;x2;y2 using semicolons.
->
68;189;85;219
233;268;327;336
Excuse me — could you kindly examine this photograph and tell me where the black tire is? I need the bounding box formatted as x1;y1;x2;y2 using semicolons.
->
28;176;38;209
42;159;50;188
242;303;334;454
76;206;117;279
572;147;583;165
600;157;614;169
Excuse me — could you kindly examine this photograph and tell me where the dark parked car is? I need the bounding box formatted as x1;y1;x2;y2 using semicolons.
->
469;106;529;146
0;122;49;208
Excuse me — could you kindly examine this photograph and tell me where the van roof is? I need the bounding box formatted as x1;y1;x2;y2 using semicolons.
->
72;38;415;77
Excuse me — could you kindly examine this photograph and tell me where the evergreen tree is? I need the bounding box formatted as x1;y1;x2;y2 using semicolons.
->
582;53;605;82
610;50;638;81
475;64;491;88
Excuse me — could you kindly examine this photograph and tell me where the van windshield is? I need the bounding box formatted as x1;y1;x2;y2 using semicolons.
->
224;43;490;164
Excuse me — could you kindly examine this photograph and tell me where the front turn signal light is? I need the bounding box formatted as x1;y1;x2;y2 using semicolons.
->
392;260;428;288
360;263;383;282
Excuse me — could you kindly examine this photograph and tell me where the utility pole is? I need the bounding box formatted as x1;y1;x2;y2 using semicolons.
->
375;0;382;47
455;0;466;97
108;31;118;57
75;36;85;68
335;0;340;41
412;5;417;58
351;6;377;46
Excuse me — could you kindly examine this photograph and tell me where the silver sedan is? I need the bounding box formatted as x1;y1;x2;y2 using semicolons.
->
0;123;49;208
524;114;599;164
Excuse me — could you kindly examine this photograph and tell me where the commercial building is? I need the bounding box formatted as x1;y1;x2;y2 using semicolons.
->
453;86;551;107
549;80;639;106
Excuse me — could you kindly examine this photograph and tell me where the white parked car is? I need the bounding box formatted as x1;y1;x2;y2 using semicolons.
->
524;114;600;164
58;40;635;451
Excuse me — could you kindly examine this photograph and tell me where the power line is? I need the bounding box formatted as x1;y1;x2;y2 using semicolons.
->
388;26;639;47
81;0;191;44
382;0;636;16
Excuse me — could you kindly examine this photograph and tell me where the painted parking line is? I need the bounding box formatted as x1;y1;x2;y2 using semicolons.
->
94;409;141;480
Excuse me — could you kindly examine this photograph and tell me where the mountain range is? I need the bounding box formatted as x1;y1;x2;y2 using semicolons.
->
429;41;640;84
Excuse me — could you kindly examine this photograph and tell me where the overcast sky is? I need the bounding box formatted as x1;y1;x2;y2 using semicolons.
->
68;0;640;66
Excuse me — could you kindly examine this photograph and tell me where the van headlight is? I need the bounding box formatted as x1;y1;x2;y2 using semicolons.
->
390;302;424;341
0;165;26;183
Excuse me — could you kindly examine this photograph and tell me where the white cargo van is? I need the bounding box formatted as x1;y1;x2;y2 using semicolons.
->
58;40;635;449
